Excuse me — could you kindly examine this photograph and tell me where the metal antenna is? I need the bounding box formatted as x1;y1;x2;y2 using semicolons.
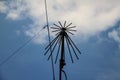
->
44;0;55;80
45;21;81;80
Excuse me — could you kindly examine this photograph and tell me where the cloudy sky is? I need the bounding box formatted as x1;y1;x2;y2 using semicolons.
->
0;0;120;80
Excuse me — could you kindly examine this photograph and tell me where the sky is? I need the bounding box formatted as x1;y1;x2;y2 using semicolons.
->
0;0;120;80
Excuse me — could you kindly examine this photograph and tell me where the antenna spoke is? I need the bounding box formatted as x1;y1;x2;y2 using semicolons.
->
48;36;61;60
44;36;60;55
65;23;72;28
67;35;81;54
66;26;76;29
53;23;61;28
65;35;79;60
64;21;66;27
52;30;61;32
65;37;74;63
66;31;74;35
51;27;60;29
45;35;59;50
55;37;61;64
67;29;77;32
58;21;63;27
55;32;61;36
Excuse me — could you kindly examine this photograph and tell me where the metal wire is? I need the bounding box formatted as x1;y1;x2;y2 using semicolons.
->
0;28;43;66
62;70;68;80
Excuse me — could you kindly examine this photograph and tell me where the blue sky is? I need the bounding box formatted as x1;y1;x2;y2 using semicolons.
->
0;0;120;80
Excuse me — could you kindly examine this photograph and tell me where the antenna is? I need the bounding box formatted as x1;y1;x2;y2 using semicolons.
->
45;21;81;80
44;0;55;80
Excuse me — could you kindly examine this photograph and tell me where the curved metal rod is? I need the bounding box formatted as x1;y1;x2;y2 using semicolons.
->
62;70;68;80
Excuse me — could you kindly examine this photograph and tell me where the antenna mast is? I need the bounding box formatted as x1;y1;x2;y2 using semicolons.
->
45;21;81;80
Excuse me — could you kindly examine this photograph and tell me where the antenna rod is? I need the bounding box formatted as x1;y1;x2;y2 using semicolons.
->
44;0;55;80
59;31;66;80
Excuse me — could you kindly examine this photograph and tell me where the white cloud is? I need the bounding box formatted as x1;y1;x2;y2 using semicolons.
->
25;23;48;44
0;1;27;20
108;28;120;48
0;0;120;44
108;30;120;43
0;1;7;13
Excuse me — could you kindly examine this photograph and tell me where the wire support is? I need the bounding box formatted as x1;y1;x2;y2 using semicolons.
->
0;28;43;67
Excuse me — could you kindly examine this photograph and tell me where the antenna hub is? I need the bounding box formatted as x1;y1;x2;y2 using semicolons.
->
61;28;66;31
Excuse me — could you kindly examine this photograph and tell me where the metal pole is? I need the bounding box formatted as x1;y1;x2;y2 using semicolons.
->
59;31;66;80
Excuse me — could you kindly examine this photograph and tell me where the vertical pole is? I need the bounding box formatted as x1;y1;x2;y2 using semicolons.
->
44;0;55;80
59;32;65;80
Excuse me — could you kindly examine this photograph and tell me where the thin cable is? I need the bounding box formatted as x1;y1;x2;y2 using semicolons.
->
62;70;68;80
44;0;55;80
0;28;43;66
